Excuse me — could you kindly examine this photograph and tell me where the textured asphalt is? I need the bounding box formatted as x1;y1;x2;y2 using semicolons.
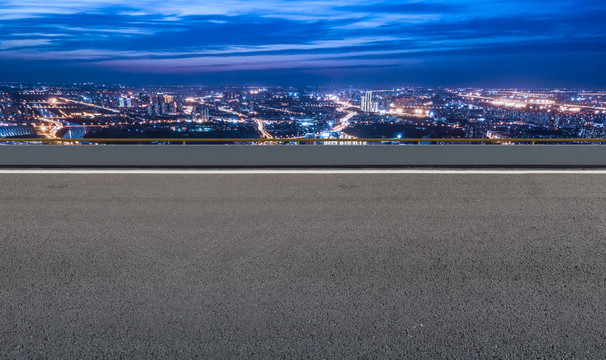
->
1;172;606;358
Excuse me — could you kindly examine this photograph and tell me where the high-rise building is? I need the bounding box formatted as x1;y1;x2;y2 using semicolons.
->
194;106;210;122
361;91;377;113
118;97;133;108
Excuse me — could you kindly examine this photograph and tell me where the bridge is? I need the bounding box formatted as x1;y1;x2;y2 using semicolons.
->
0;125;35;137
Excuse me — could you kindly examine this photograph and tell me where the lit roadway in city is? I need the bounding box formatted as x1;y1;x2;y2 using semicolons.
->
30;101;66;138
252;117;272;138
38;122;62;138
59;97;120;113
456;92;606;112
332;109;356;133
332;99;358;133
258;105;305;116
218;106;248;119
28;99;115;139
220;106;273;139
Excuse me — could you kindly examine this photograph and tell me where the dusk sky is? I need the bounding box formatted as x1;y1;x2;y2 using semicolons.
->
0;0;605;86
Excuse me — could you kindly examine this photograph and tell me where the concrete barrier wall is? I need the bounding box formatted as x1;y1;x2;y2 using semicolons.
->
0;145;605;167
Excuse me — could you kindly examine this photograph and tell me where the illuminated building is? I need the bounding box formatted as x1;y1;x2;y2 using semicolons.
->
361;91;378;113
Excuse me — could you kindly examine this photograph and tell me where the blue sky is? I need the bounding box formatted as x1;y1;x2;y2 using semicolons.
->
0;0;605;86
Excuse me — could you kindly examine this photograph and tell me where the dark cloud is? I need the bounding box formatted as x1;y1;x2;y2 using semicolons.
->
334;2;462;14
0;0;604;86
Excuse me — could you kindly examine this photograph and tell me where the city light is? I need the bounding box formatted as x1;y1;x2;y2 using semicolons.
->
0;85;605;143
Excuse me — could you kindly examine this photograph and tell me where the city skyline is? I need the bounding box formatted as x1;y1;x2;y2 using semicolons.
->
2;83;605;142
0;0;605;86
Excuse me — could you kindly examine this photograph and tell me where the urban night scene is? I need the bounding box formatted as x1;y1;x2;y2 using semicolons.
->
0;0;605;143
2;1;606;359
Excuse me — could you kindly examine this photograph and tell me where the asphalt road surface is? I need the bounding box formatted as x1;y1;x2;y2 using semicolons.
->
1;170;606;358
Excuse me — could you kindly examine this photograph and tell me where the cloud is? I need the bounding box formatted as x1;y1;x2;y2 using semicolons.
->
0;0;604;85
0;39;52;50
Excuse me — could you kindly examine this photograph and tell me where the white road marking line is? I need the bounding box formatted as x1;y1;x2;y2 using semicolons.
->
0;169;606;175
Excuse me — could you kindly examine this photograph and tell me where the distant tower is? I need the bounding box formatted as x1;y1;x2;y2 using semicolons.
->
361;91;375;113
162;95;174;104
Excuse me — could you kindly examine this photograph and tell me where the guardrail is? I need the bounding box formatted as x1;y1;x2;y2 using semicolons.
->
2;141;606;167
2;138;606;144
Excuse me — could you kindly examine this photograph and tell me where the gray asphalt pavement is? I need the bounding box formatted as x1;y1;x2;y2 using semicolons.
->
1;172;606;358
